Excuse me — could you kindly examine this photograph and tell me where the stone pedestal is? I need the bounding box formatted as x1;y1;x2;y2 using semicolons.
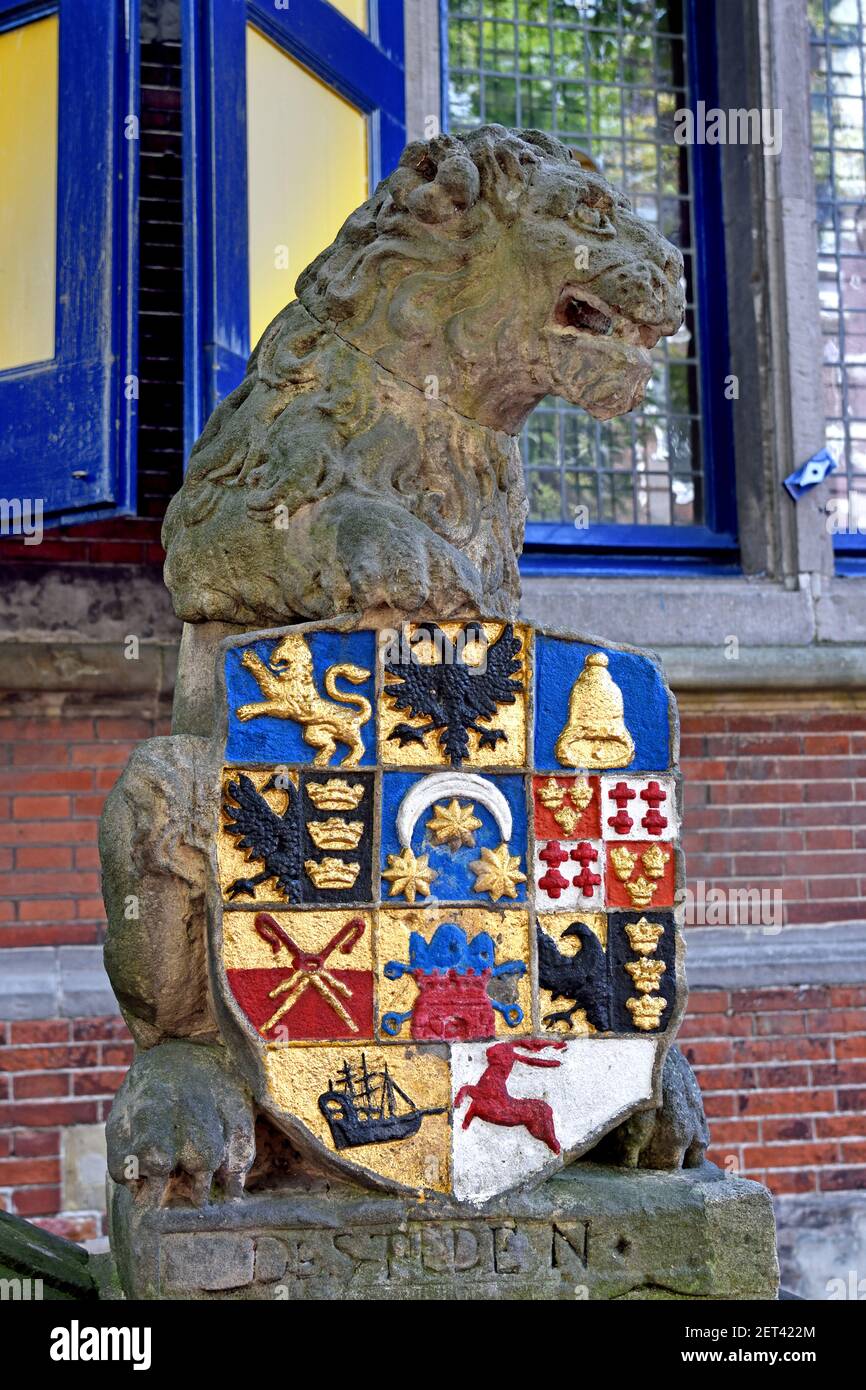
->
108;1161;778;1301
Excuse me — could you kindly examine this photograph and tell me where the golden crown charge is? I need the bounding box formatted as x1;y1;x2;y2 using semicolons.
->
303;857;361;889
610;846;637;881
305;779;366;811
626;995;668;1031
537;775;594;834
642;843;670;878
624;916;665;956
624;875;657;909
625;958;667;994
306;817;364;850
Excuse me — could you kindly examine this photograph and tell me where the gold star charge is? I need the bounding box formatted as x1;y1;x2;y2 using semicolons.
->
469;842;527;902
425;799;483;852
382;846;438;903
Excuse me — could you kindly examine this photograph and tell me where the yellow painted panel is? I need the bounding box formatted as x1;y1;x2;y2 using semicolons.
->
0;15;59;372
246;26;368;344
329;0;367;31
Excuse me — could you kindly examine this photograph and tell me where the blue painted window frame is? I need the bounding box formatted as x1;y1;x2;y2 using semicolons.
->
0;0;139;523
835;536;866;576
182;0;406;452
440;0;738;577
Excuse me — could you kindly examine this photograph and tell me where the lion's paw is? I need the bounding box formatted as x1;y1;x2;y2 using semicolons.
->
106;1041;255;1208
331;496;484;616
585;1046;710;1170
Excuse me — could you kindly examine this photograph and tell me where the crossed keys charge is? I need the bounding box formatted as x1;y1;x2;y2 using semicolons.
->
253;912;365;1035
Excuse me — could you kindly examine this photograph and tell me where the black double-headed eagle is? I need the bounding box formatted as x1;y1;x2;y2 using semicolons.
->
383;621;523;766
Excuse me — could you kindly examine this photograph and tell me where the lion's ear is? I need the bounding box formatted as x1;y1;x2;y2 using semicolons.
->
400;140;436;174
388;141;481;224
466;132;531;223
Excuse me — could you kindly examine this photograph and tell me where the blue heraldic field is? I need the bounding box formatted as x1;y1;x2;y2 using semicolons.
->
211;618;684;1203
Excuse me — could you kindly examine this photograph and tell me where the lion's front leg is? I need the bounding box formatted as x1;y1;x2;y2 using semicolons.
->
106;1041;255;1208
308;493;485;617
100;734;218;1048
235;701;273;721
240;649;281;697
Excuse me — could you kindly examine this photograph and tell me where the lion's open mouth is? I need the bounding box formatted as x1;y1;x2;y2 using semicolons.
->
558;295;613;336
553;285;662;350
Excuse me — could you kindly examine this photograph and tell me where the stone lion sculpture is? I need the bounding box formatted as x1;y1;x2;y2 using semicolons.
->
162;125;683;625
103;127;701;1207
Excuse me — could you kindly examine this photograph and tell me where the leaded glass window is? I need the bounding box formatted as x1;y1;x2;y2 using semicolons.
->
809;0;866;532
446;0;702;531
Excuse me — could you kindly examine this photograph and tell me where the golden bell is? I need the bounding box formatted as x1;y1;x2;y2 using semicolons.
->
555;653;635;769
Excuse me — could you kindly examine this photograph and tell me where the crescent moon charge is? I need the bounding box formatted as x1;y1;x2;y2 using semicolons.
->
396;772;513;848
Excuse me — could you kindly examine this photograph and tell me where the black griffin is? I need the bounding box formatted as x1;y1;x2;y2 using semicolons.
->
536;919;610;1032
383;622;523;767
222;773;302;902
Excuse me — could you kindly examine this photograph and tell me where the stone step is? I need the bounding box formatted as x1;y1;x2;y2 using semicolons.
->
0;1209;98;1302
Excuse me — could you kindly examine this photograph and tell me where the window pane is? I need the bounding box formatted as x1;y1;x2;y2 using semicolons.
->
329;0;368;32
447;0;702;529
810;0;866;528
0;15;58;372
246;26;368;343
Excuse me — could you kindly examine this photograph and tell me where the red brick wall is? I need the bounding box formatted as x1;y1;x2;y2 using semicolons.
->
0;518;165;571
683;986;866;1196
681;701;866;927
0;697;864;1232
0;710;169;949
0;709;158;1237
679;702;866;1196
0;1017;134;1238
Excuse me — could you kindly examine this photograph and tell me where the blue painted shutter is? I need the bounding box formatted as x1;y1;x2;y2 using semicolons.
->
0;0;139;522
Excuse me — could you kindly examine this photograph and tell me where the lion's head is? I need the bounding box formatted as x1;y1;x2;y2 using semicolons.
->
297;125;684;433
162;126;686;627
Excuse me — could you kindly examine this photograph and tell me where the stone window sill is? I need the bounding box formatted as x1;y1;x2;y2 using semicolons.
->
520;574;866;690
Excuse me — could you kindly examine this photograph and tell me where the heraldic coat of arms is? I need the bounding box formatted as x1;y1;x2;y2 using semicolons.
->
211;616;684;1204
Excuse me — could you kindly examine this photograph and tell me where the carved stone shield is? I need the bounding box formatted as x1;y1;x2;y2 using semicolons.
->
210;618;685;1204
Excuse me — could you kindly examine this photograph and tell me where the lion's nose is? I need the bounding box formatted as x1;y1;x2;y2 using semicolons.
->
616;262;683;327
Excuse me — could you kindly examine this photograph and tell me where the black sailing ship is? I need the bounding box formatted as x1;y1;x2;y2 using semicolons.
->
318;1054;446;1150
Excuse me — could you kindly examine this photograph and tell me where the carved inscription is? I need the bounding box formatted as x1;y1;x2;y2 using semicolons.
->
219;1220;593;1297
